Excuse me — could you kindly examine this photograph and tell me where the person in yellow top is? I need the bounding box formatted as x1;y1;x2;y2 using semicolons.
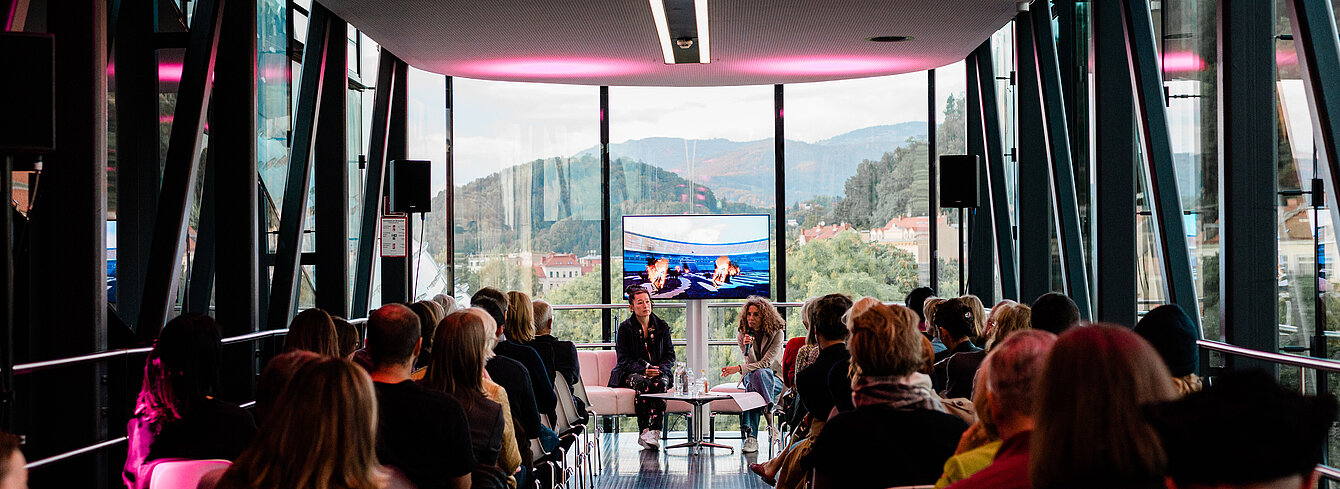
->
935;360;1000;488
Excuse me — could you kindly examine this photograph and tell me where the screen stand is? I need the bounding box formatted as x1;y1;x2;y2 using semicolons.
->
685;299;710;442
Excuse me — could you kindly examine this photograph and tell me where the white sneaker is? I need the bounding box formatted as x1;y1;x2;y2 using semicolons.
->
642;429;661;450
742;436;759;453
637;429;651;449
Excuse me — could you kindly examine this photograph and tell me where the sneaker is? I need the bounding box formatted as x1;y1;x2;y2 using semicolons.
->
639;429;660;450
742;436;759;453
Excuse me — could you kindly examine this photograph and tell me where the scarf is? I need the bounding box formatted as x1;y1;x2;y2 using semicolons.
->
851;373;946;412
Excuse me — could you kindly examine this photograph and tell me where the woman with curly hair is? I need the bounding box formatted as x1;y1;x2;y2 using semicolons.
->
721;296;787;453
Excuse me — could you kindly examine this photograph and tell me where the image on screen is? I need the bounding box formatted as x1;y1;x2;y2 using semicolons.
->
623;214;770;300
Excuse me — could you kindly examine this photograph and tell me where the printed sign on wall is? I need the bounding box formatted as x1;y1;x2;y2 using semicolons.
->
380;215;409;257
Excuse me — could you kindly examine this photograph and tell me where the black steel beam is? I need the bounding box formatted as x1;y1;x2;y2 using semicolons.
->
1121;0;1201;327
928;69;939;291
774;84;786;303
380;59;410;304
351;50;399;317
1033;1;1093;319
137;0;224;336
265;2;328;330
1016;11;1051;305
0;155;11;431
966;51;994;301
600;86;612;342
28;0;108;484
212;0;258;401
111;0;158;328
446;77;456;293
1218;0;1277;369
1093;0;1138;326
314;14;348;317
186;143;217;314
974;42;1020;301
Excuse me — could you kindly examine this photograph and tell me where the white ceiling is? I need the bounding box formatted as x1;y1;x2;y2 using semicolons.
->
319;0;1021;87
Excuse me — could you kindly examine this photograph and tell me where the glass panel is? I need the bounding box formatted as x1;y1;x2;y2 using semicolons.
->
450;78;602;342
407;67;451;301
936;62;969;297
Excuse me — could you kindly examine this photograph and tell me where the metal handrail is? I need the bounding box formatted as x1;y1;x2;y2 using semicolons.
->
12;328;291;375
24;437;129;470
1319;464;1340;481
552;302;808;310
1197;339;1340;374
575;339;740;349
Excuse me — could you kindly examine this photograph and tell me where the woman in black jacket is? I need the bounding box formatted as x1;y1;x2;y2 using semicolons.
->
609;286;676;450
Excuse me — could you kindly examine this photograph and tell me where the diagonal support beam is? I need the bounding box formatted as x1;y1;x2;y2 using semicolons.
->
137;0;225;337
186;142;217;314
1121;0;1201;328
973;42;1020;301
351;51;401;317
264;2;329;330
314;14;348;317
1094;0;1138;326
1032;1;1093;319
1015;11;1051;305
966;50;995;301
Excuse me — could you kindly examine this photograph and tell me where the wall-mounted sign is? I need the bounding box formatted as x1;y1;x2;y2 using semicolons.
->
380;215;409;257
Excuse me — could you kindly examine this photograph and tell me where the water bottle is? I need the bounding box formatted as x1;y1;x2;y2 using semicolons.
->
673;362;688;396
700;368;710;395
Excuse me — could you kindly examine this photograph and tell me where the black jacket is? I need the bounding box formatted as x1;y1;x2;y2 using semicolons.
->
609;313;675;388
495;339;557;417
484;354;540;438
527;335;580;387
796;343;850;420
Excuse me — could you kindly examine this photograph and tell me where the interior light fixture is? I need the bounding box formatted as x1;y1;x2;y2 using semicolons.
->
649;0;710;64
866;36;914;43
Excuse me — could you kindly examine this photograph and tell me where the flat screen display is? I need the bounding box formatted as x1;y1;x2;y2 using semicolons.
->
623;214;770;300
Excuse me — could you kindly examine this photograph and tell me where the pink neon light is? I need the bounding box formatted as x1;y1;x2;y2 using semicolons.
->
743;57;913;76
159;63;185;82
1159;52;1206;73
461;58;647;78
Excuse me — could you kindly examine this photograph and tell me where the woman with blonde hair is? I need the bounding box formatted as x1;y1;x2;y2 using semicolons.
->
941;302;1032;399
805;298;968;488
504;290;536;344
721;296;786;452
214;357;406;489
1031;324;1178;489
959;295;988;344
923;297;948;354
422;309;521;489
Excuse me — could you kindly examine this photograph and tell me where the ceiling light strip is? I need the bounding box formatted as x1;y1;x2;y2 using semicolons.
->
694;0;710;63
649;0;676;64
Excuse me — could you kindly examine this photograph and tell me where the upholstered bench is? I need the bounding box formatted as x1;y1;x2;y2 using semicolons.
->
576;350;767;425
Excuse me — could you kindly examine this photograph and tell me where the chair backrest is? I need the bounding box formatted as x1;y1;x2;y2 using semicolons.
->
571;368;592;408
553;375;582;431
146;459;231;489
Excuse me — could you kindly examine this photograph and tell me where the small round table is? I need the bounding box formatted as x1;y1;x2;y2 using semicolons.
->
639;392;735;454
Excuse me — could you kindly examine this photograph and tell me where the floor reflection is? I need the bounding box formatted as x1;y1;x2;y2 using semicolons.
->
594;431;773;489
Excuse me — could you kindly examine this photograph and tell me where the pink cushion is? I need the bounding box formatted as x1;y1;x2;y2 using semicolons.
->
595;350;618;386
146;459;231;489
584;386;637;415
578;351;602;389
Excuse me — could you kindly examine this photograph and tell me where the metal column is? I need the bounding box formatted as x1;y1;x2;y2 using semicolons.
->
928;70;939;291
137;0;224;337
381;60;410;304
1121;0;1201;328
351;51;399;317
1094;0;1138;326
213;0;259;400
315;14;349;317
973;42;1020;301
265;3;328;328
111;0;159;328
1016;12;1052;305
1032;1;1093;319
966;50;995;301
774;84;786;303
600;86;612;343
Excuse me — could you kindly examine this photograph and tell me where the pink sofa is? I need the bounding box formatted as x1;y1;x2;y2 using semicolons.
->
576;351;759;416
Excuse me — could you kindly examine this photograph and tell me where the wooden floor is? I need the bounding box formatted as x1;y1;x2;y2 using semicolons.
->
589;431;776;489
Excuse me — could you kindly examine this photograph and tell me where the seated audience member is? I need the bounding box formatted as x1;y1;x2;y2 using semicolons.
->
749;297;821;486
1030;324;1178;489
253;350;323;426
1;430;27;489
941;301;1031;400
408;301;441;371
794;293;855;420
906;286;936;332
214;358;410;489
924;297;949;354
334;316;360;359
933;298;983;393
1030;292;1081;335
423;309;522;489
936;364;999;488
504;290;551;377
943;330;1057;489
527;299;580;387
805;299;968;488
610;286;676;450
721;296;786;453
470;293;543;443
475;288;557;423
960;295;989;346
123;314;257;488
366;304;475;489
432;293;458;316
1134;304;1203;395
283;307;341;357
1145;370;1339;489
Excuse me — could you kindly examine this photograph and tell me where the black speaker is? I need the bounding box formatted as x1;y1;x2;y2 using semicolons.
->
0;33;55;153
390;160;431;213
939;154;980;208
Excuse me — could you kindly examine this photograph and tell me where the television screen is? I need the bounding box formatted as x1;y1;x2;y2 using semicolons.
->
623;214;770;300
